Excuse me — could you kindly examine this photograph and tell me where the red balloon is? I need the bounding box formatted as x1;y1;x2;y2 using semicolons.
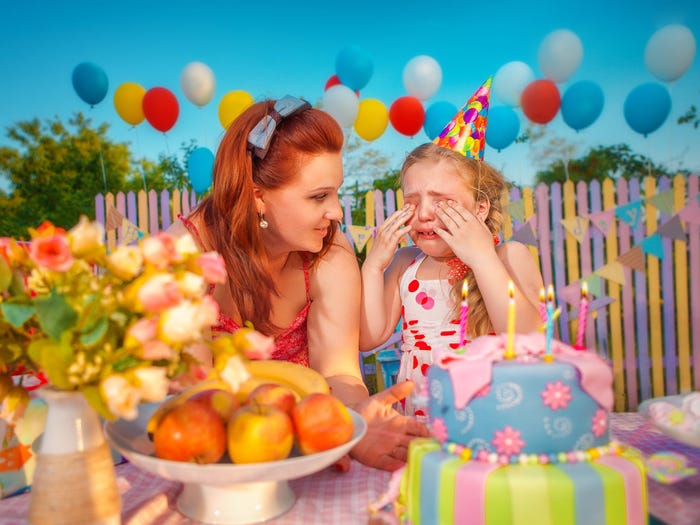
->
324;75;359;96
389;96;425;136
142;87;179;133
520;79;561;124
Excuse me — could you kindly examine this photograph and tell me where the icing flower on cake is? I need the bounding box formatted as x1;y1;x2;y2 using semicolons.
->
541;381;573;411
591;409;608;437
492;426;525;455
431;417;448;442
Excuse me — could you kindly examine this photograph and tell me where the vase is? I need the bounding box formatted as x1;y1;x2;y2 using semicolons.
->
27;388;121;525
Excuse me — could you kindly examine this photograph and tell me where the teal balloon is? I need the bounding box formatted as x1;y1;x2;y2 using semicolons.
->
335;46;373;91
187;147;214;194
561;81;604;132
486;105;520;151
423;101;457;140
623;82;671;137
72;62;108;106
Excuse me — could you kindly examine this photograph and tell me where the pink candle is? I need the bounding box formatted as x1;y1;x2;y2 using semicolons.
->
459;279;469;349
575;282;588;349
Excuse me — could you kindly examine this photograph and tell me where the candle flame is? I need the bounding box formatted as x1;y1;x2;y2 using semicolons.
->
508;280;514;299
462;279;468;301
546;284;554;303
539;287;545;303
581;281;588;299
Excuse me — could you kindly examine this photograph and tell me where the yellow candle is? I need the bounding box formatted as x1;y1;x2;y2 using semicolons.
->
505;280;515;359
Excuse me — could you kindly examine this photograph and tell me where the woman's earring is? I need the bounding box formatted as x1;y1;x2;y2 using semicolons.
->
258;212;269;229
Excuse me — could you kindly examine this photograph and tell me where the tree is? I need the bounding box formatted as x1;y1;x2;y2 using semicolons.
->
678;105;699;129
0;114;194;238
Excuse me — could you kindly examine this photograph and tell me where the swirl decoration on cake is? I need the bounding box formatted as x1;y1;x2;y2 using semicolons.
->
429;378;444;405
455;406;475;434
495;382;523;410
562;367;576;381
574;433;596;451
466;438;492;452
543;416;573;438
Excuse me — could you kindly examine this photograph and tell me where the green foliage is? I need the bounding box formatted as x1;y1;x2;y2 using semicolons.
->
678;105;699;129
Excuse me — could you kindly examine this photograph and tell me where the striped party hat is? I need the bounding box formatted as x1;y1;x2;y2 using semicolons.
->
433;77;491;160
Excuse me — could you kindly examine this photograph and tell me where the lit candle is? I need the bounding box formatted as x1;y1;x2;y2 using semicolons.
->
459;279;469;349
505;280;515;359
538;287;547;324
545;285;555;359
575;282;589;349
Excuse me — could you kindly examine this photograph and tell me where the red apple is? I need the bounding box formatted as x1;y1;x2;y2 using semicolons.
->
227;405;294;463
153;399;227;464
291;393;354;455
245;383;297;414
189;388;240;421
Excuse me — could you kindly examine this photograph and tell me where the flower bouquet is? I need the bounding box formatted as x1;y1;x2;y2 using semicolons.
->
0;216;246;421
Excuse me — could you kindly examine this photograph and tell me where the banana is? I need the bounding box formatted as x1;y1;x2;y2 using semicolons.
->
242;360;329;400
146;377;233;438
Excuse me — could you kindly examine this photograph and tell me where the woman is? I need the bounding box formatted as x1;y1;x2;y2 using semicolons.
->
168;96;427;470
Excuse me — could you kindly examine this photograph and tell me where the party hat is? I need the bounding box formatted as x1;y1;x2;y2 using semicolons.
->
433;76;492;160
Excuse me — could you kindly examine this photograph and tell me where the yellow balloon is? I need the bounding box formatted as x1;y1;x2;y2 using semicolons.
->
354;98;389;141
218;90;254;129
113;82;146;126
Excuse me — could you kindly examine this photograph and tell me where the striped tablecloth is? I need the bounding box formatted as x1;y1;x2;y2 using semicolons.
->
1;413;697;524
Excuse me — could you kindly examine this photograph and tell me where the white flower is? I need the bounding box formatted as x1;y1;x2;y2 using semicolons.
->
133;367;169;403
101;375;141;420
177;271;207;298
159;301;205;344
219;355;251;392
174;233;200;258
107;245;143;281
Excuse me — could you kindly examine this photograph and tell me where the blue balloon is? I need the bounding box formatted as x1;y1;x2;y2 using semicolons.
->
423;101;458;140
486;105;520;152
71;62;108;106
187;147;215;194
335;46;374;91
623;82;671;137
561;80;604;132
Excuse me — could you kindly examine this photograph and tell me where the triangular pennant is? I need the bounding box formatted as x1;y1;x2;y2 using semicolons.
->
106;206;124;231
640;233;665;259
526;214;537;230
617;246;645;271
511;223;537;246
647;190;675;216
614;200;644;230
505;200;526;223
582;274;604;298
348;225;375;252
120;218;143;245
678;200;700;225
595;261;625;285
561;216;589;243
657;215;686;241
588;209;615;236
558;282;581;306
589;296;615;312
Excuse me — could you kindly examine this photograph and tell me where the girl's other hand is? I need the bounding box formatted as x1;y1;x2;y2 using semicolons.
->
434;200;494;267
363;204;414;273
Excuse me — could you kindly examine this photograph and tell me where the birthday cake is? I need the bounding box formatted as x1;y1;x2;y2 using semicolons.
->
396;332;647;525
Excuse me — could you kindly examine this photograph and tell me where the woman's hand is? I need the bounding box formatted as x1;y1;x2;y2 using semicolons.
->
350;381;430;471
434;200;495;268
363;205;414;273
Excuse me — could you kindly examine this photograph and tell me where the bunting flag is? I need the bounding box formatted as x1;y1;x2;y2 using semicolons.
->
640;232;664;259
617;246;645;271
589;296;615;312
614;200;644;230
561;216;589;243
583;274;604;298
505;200;526;223
647;190;675;216
678;200;700;225
106;206;124;231
348;225;375;252
558;281;582;306
511;223;537;246
657;215;686;241
595;261;625;285
587;209;615;236
526;214;537;231
120;218;144;245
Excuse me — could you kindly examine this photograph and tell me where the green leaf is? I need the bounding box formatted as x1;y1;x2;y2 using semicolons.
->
112;355;139;372
82;385;115;421
1;300;35;327
34;291;78;341
0;257;11;291
80;316;108;347
27;338;73;390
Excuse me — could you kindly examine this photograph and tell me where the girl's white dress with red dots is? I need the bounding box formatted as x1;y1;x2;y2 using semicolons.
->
397;254;461;419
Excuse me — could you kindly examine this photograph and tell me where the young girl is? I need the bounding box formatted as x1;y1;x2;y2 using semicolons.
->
360;143;544;418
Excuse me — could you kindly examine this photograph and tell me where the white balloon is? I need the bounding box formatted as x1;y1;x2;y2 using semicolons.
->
493;61;536;106
645;24;696;82
538;29;583;83
321;85;359;128
180;62;216;107
402;55;443;100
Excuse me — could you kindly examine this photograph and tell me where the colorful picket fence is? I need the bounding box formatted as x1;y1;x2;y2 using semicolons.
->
95;174;700;411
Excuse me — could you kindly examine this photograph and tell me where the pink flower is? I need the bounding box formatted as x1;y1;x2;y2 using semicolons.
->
240;329;275;360
140;233;178;269
431;417;448;442
137;274;183;312
197;252;227;284
29;233;73;272
591;409;607;437
541;381;572;411
492;426;525;455
126;318;158;345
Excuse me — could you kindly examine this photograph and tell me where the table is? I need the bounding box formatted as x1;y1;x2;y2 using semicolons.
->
1;413;698;525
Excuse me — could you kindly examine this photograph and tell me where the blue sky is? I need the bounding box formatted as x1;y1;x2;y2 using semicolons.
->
1;0;698;190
